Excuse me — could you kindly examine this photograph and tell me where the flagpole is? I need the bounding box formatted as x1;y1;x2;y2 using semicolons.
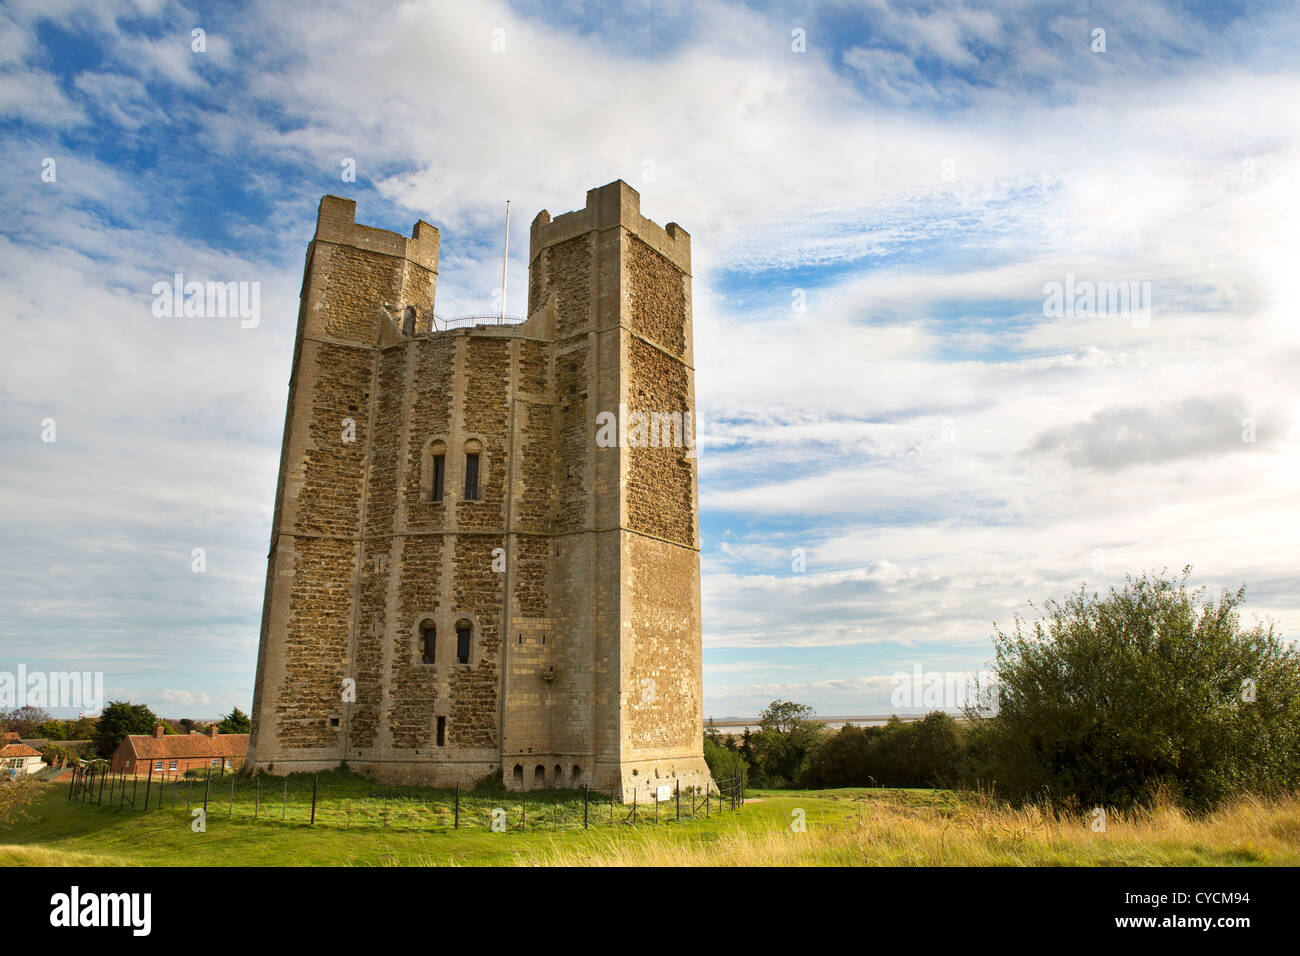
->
500;200;511;324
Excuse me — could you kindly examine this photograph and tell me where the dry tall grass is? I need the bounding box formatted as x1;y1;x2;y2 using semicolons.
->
522;791;1300;866
0;844;123;867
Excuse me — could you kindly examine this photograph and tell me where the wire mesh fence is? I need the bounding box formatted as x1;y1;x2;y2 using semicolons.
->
64;763;746;833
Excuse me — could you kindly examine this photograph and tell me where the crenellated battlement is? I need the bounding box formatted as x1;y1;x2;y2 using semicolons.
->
313;195;441;272
530;179;691;276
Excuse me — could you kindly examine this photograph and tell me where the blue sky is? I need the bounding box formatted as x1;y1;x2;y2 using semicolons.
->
2;0;1298;719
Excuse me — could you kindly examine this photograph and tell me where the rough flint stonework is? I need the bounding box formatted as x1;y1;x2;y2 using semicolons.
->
246;180;713;801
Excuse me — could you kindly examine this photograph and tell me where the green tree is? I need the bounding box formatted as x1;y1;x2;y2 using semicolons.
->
91;701;161;759
65;716;97;740
908;712;968;787
746;700;823;787
0;706;51;737
758;700;817;734
703;734;749;792
801;724;873;788
35;720;68;740
217;707;251;734
969;568;1300;811
801;715;972;789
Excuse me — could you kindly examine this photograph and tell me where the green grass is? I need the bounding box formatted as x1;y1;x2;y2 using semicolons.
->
55;767;716;831
5;777;1297;866
1;771;737;866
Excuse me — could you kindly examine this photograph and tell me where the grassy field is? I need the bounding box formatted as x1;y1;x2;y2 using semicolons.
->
36;767;679;831
3;776;1296;866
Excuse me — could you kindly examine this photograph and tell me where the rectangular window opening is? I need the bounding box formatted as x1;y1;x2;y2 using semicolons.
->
432;454;445;502
464;453;479;501
436;716;446;747
421;624;436;665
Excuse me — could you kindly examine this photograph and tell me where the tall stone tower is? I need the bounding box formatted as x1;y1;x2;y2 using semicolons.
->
246;180;712;801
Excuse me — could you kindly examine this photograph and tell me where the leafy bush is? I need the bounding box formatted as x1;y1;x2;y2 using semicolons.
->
0;774;42;825
969;568;1300;811
703;733;749;792
800;725;873;788
36;720;68;741
800;713;971;789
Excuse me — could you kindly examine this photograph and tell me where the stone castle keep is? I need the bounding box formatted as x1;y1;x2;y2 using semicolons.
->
246;180;713;801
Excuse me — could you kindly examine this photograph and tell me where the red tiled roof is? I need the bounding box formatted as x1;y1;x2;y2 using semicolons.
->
0;743;42;758
123;733;249;760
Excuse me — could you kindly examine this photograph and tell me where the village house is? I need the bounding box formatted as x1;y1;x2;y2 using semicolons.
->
0;742;44;776
110;724;249;776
